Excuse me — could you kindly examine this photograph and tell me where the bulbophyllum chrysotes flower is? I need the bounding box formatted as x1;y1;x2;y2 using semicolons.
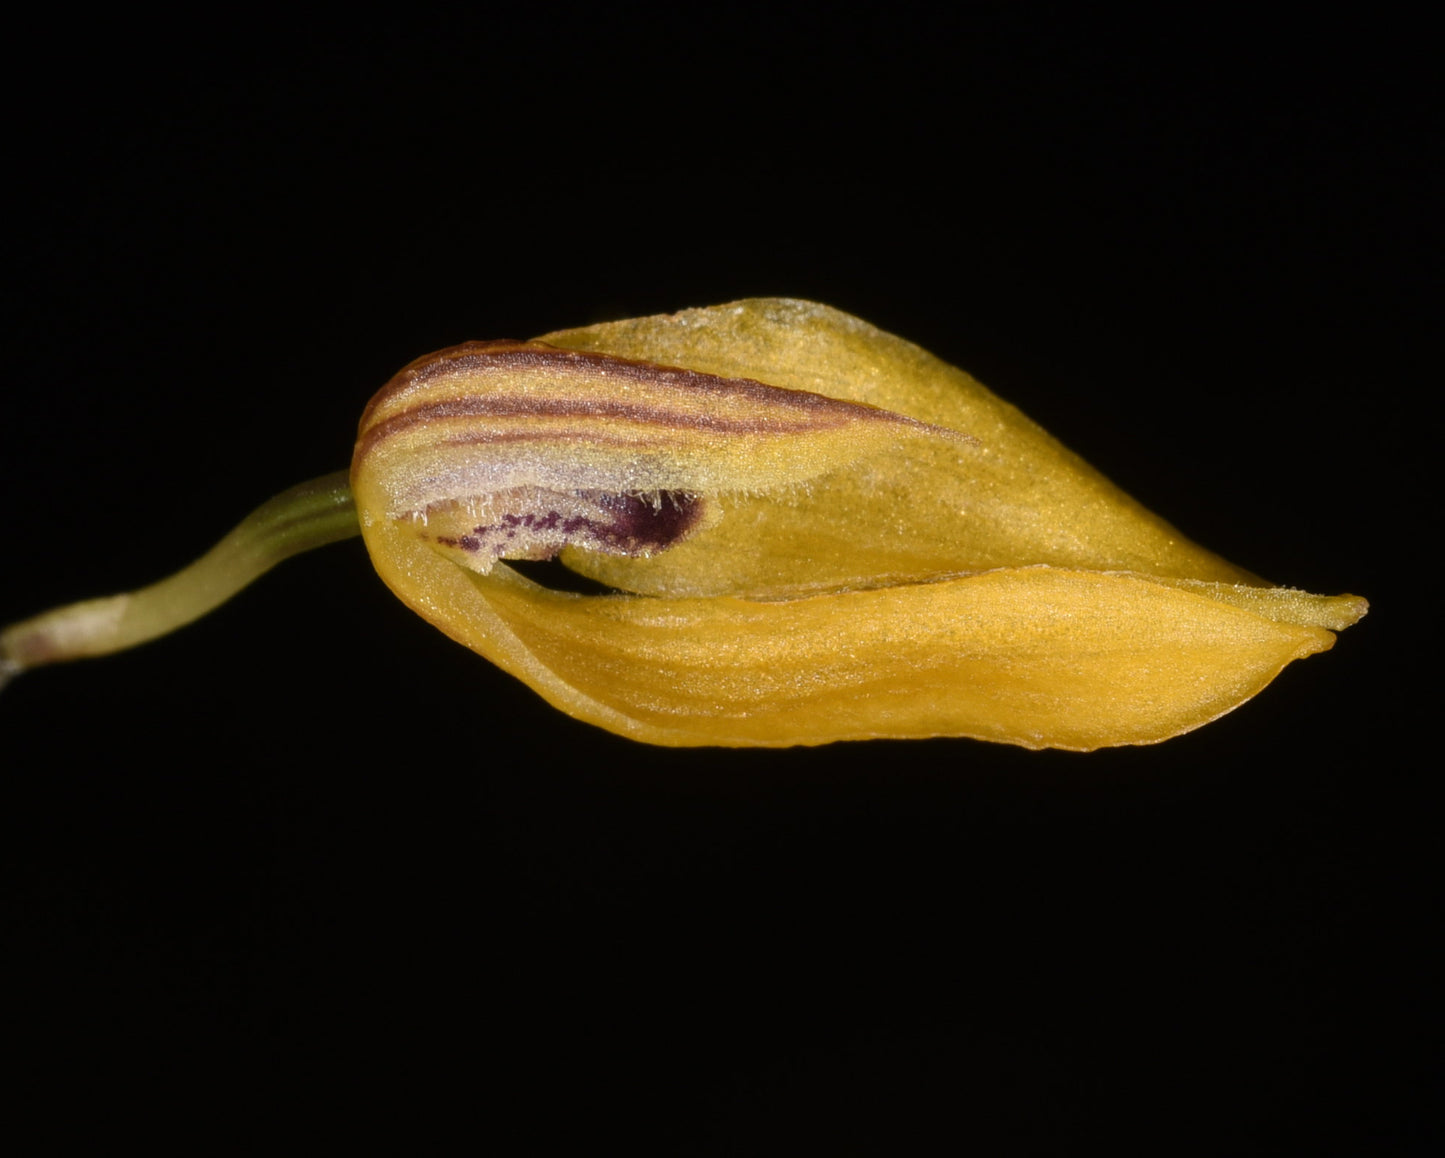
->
0;299;1366;749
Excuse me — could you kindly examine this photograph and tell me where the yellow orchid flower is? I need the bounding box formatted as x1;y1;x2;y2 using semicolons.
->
0;299;1365;750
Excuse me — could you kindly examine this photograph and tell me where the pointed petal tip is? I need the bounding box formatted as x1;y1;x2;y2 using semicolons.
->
1150;579;1369;632
1258;588;1368;632
1329;593;1369;630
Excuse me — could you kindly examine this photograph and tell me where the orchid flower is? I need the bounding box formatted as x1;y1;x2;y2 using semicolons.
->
0;299;1365;749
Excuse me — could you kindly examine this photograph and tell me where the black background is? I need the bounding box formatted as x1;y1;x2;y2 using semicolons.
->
1;8;1433;1152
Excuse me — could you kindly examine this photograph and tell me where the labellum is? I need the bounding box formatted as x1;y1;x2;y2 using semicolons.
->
0;299;1366;749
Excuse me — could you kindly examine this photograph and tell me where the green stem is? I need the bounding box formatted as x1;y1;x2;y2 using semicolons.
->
0;471;359;686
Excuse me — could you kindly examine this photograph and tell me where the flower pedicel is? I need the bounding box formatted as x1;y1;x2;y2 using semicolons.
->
0;299;1366;749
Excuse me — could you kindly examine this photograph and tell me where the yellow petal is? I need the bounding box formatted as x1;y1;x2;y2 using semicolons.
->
353;335;961;576
356;532;1353;749
540;299;1263;598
